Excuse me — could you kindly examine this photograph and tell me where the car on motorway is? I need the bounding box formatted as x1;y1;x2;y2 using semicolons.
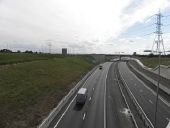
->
99;65;102;70
76;88;88;105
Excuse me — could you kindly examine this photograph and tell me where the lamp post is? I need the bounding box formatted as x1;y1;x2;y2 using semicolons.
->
115;52;124;60
143;49;161;128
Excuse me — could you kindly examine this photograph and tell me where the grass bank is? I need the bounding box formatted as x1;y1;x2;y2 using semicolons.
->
0;53;62;65
0;55;94;128
139;57;170;68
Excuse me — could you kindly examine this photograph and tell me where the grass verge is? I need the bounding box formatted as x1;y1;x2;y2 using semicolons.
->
0;53;63;65
139;57;170;68
0;55;94;128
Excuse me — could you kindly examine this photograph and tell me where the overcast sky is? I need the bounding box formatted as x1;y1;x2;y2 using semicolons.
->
0;0;170;54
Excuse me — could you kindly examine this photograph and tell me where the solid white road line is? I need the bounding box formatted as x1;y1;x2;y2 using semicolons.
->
53;69;98;128
116;74;139;128
119;71;154;128
89;97;91;101
128;67;170;107
166;121;170;128
104;64;110;128
83;113;86;120
54;96;76;128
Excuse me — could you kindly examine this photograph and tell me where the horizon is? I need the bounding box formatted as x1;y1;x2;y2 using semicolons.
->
0;0;170;54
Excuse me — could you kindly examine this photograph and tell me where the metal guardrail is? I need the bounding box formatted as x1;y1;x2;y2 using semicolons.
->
128;62;170;96
38;66;98;128
129;60;170;88
117;66;154;128
114;64;139;128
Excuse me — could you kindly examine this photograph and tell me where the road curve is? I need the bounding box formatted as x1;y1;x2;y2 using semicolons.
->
48;62;111;128
48;62;136;128
118;62;170;128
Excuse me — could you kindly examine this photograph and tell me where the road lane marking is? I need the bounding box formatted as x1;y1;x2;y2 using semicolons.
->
139;89;143;93
166;121;170;128
93;87;94;91
119;71;154;128
83;113;86;120
115;69;139;128
129;69;170;107
149;100;153;104
53;68;98;128
114;78;118;81
54;96;76;128
104;74;107;128
89;97;91;101
104;64;110;128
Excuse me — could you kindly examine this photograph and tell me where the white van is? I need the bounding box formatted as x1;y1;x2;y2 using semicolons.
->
76;88;88;105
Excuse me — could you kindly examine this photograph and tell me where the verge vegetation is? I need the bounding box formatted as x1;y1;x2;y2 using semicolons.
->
139;56;170;68
0;53;95;128
0;53;61;65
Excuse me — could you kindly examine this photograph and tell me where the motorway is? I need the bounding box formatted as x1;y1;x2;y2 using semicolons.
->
46;61;170;128
48;62;135;128
118;62;170;128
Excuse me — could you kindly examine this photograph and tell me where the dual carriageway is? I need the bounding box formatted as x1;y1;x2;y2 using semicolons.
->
40;61;170;128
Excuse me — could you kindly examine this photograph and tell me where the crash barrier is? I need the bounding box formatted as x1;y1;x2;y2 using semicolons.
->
117;67;154;128
38;65;98;128
129;60;170;90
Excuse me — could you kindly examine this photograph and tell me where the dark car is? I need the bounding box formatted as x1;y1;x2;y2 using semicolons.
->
99;65;102;69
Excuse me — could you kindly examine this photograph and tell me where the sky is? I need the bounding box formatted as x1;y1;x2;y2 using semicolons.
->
0;0;170;54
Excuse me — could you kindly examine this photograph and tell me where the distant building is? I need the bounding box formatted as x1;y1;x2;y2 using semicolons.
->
62;48;67;55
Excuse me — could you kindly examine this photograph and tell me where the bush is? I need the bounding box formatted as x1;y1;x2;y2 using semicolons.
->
0;49;12;53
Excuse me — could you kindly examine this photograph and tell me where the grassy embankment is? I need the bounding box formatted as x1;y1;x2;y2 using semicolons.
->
0;53;59;65
0;53;95;128
139;57;170;68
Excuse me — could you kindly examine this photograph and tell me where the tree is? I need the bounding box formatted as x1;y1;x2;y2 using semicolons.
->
0;49;12;53
148;53;154;58
17;50;21;53
24;50;33;53
133;52;136;56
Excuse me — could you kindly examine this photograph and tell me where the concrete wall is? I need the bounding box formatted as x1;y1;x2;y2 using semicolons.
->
89;54;131;63
90;54;105;63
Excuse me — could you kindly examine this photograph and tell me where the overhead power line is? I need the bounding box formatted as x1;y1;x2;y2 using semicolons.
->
152;10;166;128
145;14;156;21
163;24;170;27
162;14;170;17
143;32;154;36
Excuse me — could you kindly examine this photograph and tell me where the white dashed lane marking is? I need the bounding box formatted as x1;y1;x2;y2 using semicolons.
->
83;113;86;120
140;89;143;93
149;100;153;104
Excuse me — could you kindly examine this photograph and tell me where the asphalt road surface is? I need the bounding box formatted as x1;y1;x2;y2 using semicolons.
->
118;62;170;128
106;62;134;128
48;62;135;128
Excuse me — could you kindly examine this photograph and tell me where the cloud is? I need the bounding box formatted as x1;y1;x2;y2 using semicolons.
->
0;0;169;54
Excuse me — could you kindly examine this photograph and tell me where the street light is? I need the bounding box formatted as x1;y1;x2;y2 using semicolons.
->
115;52;124;60
144;50;161;128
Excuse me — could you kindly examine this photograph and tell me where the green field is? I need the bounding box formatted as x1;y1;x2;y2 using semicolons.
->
0;54;94;128
0;53;62;65
139;56;170;68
